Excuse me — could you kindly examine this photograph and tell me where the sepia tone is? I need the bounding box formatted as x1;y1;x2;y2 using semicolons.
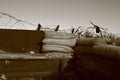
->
0;0;120;80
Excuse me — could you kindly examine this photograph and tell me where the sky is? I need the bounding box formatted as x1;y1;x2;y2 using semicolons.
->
0;0;120;34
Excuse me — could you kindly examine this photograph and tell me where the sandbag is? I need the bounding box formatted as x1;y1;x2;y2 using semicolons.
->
44;34;75;39
76;38;107;47
42;38;76;47
76;38;94;47
94;38;107;45
73;45;92;54
92;44;120;59
44;31;75;39
42;44;74;53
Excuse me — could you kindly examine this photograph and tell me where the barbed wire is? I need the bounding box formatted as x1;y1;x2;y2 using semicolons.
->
0;11;36;29
0;11;113;38
0;11;65;31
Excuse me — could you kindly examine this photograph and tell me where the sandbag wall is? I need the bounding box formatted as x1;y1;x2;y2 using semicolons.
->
72;38;120;80
42;31;76;54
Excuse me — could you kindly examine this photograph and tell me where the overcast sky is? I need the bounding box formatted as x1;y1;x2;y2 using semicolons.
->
0;0;120;33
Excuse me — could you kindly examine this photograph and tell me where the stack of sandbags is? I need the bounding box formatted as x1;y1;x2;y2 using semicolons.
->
76;38;107;47
42;31;76;54
73;38;120;80
73;38;107;53
92;44;120;59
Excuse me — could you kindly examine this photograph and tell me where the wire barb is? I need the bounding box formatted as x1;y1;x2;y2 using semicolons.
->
0;11;36;29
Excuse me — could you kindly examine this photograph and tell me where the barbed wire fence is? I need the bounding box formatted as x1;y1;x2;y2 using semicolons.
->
0;11;88;33
0;11;115;39
0;11;71;31
0;11;38;30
